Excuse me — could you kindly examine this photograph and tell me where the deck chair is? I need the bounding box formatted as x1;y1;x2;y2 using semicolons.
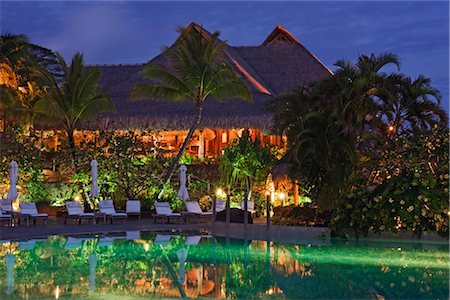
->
154;234;171;246
126;200;141;220
65;201;95;224
126;231;140;241
0;209;12;226
240;200;255;214
19;203;48;225
208;200;227;213
185;201;212;223
17;238;47;251
64;237;84;249
185;235;202;246
153;202;181;224
97;236;114;247
98;200;127;224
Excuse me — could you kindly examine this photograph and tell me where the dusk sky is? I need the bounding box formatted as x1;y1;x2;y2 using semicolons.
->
1;1;449;112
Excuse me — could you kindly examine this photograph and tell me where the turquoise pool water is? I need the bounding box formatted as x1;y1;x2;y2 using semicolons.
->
0;232;448;299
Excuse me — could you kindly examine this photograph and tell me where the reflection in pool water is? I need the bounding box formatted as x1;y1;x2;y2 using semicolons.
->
0;232;448;299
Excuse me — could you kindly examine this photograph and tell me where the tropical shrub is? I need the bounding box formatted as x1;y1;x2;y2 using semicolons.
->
331;128;449;237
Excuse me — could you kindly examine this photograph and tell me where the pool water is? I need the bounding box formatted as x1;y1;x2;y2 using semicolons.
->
0;232;448;299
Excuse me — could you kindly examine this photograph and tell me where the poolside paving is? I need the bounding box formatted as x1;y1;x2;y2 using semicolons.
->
0;217;211;240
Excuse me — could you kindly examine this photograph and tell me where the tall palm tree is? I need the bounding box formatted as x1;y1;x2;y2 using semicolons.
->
378;74;447;135
331;52;400;133
35;52;115;160
131;25;252;182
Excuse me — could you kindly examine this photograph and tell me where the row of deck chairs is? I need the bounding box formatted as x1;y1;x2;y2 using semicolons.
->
152;200;255;224
0;201;48;226
65;200;141;224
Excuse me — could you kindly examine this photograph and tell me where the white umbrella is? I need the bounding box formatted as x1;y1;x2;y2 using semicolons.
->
90;160;99;198
7;161;18;202
176;248;188;285
88;253;97;293
177;165;189;201
5;253;15;295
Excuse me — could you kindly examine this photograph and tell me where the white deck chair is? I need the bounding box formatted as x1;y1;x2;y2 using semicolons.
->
185;235;201;246
154;202;181;216
240;200;255;214
17;238;46;250
209;200;226;213
65;201;95;224
0;209;12;226
126;200;141;219
64;237;84;249
126;231;140;241
0;200;12;213
19;203;48;225
154;234;171;246
185;202;213;216
97;237;114;247
98;200;127;223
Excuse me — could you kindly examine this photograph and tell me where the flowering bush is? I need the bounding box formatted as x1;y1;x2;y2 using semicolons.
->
332;128;449;238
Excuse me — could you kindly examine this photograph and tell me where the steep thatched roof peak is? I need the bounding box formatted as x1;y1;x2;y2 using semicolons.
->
263;25;301;46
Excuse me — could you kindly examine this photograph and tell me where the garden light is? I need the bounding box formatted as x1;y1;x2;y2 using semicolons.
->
216;188;226;198
55;286;60;299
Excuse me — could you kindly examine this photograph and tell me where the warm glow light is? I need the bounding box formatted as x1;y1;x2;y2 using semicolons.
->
266;288;274;295
74;195;81;202
388;125;395;132
144;243;149;252
12;201;20;212
216;188;226;199
278;192;286;200
55;286;60;299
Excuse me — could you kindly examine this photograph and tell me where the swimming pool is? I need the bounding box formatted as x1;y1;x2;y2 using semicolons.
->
0;232;448;299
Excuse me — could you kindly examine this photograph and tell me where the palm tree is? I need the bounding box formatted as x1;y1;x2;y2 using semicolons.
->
35;52;115;160
378;74;447;135
219;129;274;224
331;52;400;133
288;110;355;209
131;25;252;182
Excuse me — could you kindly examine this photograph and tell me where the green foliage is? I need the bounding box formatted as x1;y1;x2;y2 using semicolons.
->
46;183;76;207
219;129;274;198
331;128;449;238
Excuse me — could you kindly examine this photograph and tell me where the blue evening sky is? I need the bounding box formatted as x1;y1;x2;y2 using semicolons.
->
1;1;449;113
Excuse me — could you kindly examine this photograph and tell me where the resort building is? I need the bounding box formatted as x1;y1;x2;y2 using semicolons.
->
77;22;333;159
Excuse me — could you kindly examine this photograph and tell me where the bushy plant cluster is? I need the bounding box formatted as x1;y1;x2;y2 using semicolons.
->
332;128;449;237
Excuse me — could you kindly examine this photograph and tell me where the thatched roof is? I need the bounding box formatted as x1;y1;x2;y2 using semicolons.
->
82;23;332;132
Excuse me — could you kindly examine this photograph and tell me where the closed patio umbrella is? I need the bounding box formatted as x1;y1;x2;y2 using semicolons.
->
88;253;97;293
7;161;18;202
90;160;99;198
177;165;189;201
177;248;188;285
5;253;15;295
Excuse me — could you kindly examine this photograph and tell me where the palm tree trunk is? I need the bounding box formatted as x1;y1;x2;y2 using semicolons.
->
164;106;203;183
67;128;77;162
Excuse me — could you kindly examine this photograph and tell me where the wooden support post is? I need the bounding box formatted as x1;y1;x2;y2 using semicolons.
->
266;195;271;230
294;179;299;206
